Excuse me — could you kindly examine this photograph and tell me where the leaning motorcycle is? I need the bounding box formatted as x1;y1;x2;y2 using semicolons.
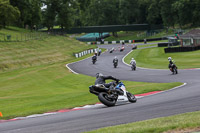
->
89;81;137;107
169;64;178;74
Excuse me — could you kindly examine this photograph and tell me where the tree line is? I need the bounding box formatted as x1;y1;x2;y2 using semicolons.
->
0;0;200;31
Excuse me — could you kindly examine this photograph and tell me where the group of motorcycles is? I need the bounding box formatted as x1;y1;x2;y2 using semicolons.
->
89;46;178;107
113;60;136;71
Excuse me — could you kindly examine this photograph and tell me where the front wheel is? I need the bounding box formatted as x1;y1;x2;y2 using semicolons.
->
126;92;137;103
98;92;116;107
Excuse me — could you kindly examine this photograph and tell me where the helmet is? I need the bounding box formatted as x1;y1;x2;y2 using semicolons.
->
168;57;172;60
115;56;117;59
96;73;103;78
132;58;134;60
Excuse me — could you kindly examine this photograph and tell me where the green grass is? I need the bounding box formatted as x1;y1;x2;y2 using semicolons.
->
0;27;182;120
86;111;200;133
125;46;200;69
0;26;47;41
0;34;94;71
0;64;182;119
136;44;157;48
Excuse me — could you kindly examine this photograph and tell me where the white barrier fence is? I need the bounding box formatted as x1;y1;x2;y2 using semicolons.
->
87;40;134;45
74;48;98;58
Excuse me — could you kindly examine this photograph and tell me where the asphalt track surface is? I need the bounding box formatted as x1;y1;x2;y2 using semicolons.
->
1;44;200;133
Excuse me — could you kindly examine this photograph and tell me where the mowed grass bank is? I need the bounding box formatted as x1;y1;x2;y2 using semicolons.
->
86;111;200;133
125;46;200;69
0;28;182;120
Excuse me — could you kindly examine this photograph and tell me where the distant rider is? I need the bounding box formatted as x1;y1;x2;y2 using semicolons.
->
98;49;102;56
113;56;118;64
95;73;120;90
168;57;176;69
130;58;136;66
92;54;97;61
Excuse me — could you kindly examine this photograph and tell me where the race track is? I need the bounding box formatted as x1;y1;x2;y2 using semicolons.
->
0;44;200;133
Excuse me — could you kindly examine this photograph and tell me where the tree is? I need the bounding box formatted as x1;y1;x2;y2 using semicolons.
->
57;0;79;30
42;0;59;31
146;0;163;25
0;0;20;28
10;0;31;27
191;0;200;26
27;0;42;31
159;0;177;28
172;0;193;28
10;0;42;30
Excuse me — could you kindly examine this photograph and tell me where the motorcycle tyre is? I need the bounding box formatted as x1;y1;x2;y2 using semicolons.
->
131;66;136;71
126;92;137;103
175;68;178;74
98;92;116;107
92;60;95;64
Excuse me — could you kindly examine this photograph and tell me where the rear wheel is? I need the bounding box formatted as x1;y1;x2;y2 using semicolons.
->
98;92;116;107
126;92;137;103
92;60;95;64
175;68;178;74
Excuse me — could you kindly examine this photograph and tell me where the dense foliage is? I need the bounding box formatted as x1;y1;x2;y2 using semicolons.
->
0;0;200;30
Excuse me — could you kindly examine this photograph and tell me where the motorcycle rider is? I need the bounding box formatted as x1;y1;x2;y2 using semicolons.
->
113;56;118;67
95;73;120;90
130;58;136;66
168;57;176;70
92;54;97;61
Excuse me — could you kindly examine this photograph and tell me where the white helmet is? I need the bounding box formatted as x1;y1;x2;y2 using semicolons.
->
115;56;117;59
132;58;134;60
168;57;172;60
96;73;103;78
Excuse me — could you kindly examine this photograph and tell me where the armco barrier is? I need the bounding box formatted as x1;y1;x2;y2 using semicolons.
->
87;37;167;45
158;42;180;47
158;42;169;47
74;48;98;58
164;46;200;53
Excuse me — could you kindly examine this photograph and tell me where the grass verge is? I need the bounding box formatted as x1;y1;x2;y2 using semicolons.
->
124;46;200;69
85;111;200;133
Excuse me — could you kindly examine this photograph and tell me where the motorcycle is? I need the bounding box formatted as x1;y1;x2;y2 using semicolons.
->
89;81;137;107
120;46;125;52
110;47;114;53
113;60;118;68
169;64;178;74
131;64;136;71
92;56;97;64
92;59;97;64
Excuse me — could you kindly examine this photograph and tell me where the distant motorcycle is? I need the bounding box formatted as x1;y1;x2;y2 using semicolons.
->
89;81;137;107
120;46;125;52
110;47;114;53
169;64;178;74
92;59;97;64
113;60;118;68
131;64;136;71
92;56;97;64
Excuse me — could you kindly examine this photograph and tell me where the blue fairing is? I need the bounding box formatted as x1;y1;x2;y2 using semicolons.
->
115;82;125;90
